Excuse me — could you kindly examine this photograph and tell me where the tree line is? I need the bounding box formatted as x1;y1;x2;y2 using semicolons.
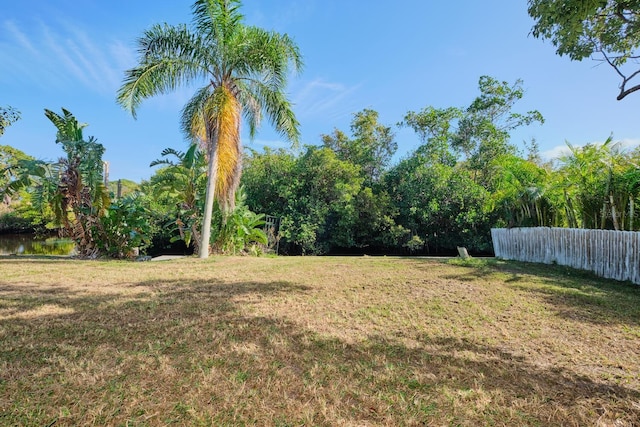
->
3;74;640;257
2;0;640;258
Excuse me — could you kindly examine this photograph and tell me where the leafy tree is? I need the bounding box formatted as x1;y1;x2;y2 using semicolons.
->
453;76;544;184
0;145;38;232
385;153;492;253
401;106;462;167
488;154;562;228
136;178;186;256
117;0;302;258
1;155;58;234
242;147;297;219
281;147;364;254
242;146;365;254
0;145;33;203
349;184;400;251
0;106;21;137
398;77;542;252
528;0;640;100
322;109;397;184
402;77;543;187
2;109;114;258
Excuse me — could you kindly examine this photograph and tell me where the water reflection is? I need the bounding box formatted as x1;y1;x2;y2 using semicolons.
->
0;234;76;256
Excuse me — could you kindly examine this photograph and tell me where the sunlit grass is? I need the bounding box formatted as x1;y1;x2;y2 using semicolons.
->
1;255;639;426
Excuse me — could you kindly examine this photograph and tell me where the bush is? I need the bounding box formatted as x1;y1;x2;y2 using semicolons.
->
96;195;151;258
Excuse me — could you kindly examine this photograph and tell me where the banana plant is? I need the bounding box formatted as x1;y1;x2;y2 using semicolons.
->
150;144;208;255
3;109;110;258
211;186;267;255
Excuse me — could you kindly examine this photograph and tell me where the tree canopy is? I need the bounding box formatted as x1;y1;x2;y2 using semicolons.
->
528;0;640;100
322;109;397;184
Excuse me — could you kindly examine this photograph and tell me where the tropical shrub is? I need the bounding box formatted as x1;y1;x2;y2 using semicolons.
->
97;195;151;258
210;187;267;255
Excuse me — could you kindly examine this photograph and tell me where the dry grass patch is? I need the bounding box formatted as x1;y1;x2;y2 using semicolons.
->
0;255;639;426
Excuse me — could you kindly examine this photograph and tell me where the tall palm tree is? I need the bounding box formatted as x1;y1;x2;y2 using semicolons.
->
117;0;302;258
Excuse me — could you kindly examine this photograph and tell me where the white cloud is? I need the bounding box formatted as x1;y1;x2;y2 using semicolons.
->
3;20;38;55
62;21;122;93
109;40;137;71
0;18;134;96
616;138;640;151
291;78;362;122
41;23;93;87
541;144;571;161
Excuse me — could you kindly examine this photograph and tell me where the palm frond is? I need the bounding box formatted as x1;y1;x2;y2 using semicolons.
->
229;26;302;85
181;86;214;145
247;80;300;146
233;80;261;138
192;0;243;48
182;143;201;168
117;24;208;117
150;147;186;167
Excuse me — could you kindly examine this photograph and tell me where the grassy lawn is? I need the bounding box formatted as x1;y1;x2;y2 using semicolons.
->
1;255;639;426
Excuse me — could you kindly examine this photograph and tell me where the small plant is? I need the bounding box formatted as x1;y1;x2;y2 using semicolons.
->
404;234;425;253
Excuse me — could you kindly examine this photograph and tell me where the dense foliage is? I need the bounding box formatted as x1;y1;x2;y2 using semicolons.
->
240;76;640;255
6;73;640;257
1;109;150;258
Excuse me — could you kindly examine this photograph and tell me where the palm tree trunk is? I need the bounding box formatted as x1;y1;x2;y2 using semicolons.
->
610;194;620;230
200;132;219;258
630;195;635;231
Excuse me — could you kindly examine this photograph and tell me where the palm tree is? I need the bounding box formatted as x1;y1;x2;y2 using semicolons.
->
117;0;302;258
558;138;630;230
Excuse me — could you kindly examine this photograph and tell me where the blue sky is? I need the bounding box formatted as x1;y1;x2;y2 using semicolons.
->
2;0;640;182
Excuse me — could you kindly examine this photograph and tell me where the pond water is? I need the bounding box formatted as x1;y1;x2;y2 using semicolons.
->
0;234;76;256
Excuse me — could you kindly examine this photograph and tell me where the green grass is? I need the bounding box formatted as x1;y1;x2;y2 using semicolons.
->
0;255;639;426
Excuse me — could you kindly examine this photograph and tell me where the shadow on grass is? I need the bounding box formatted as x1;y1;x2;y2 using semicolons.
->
1;274;639;426
440;258;640;326
0;278;310;362
502;261;640;326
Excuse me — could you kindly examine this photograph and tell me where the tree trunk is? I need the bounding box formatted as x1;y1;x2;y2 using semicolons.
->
630;195;635;231
609;194;620;231
199;131;219;259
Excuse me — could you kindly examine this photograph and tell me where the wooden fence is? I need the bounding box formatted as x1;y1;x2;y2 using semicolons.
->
491;227;640;285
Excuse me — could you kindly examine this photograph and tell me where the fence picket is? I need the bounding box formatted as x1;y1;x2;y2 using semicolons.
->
491;227;640;285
